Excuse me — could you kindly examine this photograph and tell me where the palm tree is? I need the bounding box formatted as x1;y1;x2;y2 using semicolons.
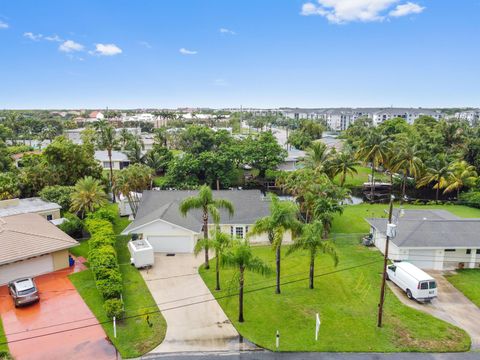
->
113;164;153;217
302;141;330;171
391;144;424;199
443;160;478;199
356;130;391;200
70;176;107;218
118;128;134;150
125;136;145;164
416;155;451;202
221;239;271;322
179;185;234;269
248;194;301;294
195;229;232;290
328;151;359;186
286;221;338;289
96;125;119;201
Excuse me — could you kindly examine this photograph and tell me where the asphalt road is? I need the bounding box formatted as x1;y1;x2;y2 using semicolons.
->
144;351;480;360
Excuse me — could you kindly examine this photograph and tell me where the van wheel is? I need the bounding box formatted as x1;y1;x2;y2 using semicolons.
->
406;289;413;300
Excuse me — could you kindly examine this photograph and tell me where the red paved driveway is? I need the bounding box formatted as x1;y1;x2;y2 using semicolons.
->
0;264;117;360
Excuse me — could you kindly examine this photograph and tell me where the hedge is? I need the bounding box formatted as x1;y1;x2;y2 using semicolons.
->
103;298;124;319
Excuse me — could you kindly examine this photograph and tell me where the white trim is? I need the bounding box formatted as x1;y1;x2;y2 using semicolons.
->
122;218;199;235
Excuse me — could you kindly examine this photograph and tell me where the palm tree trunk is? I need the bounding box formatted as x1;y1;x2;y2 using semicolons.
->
370;164;375;202
309;256;315;289
239;266;245;322
457;187;460;200
436;185;439;203
389;172;393;197
203;213;210;269
276;245;281;294
108;148;116;202
215;254;220;291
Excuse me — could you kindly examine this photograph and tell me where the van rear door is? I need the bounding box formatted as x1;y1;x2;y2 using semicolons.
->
416;280;437;300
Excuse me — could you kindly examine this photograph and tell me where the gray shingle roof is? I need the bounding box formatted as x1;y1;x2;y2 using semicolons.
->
0;198;61;217
366;210;480;248
123;190;272;234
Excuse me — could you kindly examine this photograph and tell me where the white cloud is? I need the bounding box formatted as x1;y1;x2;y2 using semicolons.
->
24;32;43;41
389;2;424;17
300;0;424;23
219;28;236;35
213;78;228;86
91;43;123;56
44;34;63;42
179;48;197;55
139;41;152;48
59;40;84;52
0;21;8;29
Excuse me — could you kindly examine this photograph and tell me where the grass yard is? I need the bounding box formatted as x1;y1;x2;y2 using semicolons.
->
333;166;389;188
446;270;480;308
331;203;480;235
200;239;469;352
69;212;166;358
0;319;8;358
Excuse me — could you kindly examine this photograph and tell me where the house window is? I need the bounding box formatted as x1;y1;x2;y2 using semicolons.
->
476;249;480;255
230;226;234;237
103;161;111;168
46;214;53;221
445;249;456;252
245;226;249;234
235;226;244;239
467;249;472;255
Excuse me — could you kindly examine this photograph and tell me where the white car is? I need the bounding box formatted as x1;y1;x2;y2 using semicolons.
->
387;262;437;302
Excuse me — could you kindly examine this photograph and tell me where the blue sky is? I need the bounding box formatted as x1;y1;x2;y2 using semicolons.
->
0;0;479;109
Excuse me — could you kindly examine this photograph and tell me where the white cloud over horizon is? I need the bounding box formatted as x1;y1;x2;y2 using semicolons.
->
179;48;197;55
45;34;63;42
139;41;152;48
219;28;236;35
300;0;425;23
91;43;123;56
59;40;84;52
0;21;8;29
24;32;43;41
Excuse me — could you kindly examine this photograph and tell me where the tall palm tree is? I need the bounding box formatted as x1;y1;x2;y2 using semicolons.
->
302;141;330;171
96;125;118;201
179;185;234;269
391;144;424;199
70;176;107;218
286;221;338;289
248;194;302;294
125;136;145;164
328;151;359;186
118;128;134;150
416;155;451;202
221;239;271;322
443;160;478;199
356;130;391;200
195;229;232;290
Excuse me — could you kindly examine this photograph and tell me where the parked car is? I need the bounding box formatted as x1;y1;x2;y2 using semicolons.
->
8;278;40;307
387;261;437;302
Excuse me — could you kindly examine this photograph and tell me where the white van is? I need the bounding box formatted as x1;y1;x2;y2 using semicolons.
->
387;261;437;302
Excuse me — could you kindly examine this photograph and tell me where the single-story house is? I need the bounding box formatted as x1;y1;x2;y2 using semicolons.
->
121;190;291;253
277;148;305;172
0;198;61;220
94;150;131;170
0;213;78;284
366;209;480;271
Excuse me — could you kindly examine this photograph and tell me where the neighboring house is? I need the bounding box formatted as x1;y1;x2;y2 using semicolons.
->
65;127;141;145
0;198;61;220
278;148;305;171
0;213;78;284
11;150;42;168
94;150;131;170
366;210;480;271
122;190;292;253
88;111;104;121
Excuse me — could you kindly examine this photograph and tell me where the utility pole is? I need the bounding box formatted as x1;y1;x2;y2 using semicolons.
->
377;194;395;328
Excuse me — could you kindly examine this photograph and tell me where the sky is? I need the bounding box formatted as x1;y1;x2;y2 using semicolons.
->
0;0;479;109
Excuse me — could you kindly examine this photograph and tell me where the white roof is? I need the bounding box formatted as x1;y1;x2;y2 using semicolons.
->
94;150;129;162
14;278;35;291
395;262;435;281
0;198;61;217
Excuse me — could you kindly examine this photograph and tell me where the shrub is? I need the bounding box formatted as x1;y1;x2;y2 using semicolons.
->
84;218;114;236
59;213;84;238
103;298;124;319
39;185;75;211
89;245;118;278
96;275;123;299
86;205;118;223
89;234;116;250
459;190;480;209
94;267;122;281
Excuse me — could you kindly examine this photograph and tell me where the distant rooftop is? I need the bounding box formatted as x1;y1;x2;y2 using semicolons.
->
94;150;129;162
0;198;61;217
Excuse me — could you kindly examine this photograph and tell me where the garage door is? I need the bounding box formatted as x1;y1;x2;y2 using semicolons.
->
0;254;54;285
147;235;194;253
408;250;436;269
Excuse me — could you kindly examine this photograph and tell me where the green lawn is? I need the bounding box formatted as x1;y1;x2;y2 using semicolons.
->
331;203;480;235
200;240;469;352
334;166;389;188
69;213;166;358
0;319;8;358
446;270;480;308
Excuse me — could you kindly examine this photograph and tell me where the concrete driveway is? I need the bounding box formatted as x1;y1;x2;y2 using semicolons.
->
387;272;480;349
0;264;116;360
141;253;255;353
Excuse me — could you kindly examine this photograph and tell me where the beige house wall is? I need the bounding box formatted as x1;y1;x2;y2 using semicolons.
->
37;209;61;220
52;249;69;270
